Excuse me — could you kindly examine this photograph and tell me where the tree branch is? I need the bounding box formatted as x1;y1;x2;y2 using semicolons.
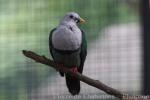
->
22;50;150;100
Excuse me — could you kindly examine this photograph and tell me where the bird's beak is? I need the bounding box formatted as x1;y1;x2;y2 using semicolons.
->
79;17;85;23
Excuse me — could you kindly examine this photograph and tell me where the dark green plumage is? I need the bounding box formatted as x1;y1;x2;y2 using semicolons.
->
49;28;87;95
49;28;87;73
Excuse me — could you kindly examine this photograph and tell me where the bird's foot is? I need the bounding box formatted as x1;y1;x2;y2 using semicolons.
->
70;67;78;73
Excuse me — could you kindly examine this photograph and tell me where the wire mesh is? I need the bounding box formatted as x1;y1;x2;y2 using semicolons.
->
0;0;141;100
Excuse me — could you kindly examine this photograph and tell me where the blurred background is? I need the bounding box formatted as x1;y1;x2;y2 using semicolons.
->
0;0;147;100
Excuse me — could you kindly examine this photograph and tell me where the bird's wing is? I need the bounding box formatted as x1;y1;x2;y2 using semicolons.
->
78;30;87;73
49;28;56;59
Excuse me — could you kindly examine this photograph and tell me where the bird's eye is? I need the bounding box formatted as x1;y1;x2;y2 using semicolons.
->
69;15;73;19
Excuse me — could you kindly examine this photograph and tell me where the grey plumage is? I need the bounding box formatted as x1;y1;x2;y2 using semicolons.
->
49;12;87;95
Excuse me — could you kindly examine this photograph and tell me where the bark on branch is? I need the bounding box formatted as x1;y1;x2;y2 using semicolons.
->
22;50;150;100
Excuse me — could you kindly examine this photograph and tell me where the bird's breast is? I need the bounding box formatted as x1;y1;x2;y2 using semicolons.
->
52;26;82;50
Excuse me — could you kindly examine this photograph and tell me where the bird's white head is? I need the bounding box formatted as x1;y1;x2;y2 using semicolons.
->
60;12;85;25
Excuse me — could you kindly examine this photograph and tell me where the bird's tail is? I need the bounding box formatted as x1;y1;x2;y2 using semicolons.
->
65;74;80;95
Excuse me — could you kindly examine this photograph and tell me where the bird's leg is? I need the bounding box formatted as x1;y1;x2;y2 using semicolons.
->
70;67;78;73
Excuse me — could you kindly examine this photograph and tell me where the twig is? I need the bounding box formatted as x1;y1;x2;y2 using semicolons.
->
22;50;150;100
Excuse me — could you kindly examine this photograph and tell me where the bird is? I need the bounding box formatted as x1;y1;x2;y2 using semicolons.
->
49;12;87;95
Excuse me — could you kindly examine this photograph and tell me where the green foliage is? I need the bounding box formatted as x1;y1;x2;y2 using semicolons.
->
71;0;138;40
